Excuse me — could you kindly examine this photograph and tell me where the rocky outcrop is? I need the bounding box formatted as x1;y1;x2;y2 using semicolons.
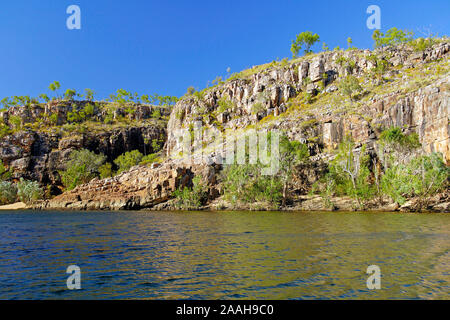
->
0;101;168;191
34;159;221;211
0;125;165;189
167;42;450;164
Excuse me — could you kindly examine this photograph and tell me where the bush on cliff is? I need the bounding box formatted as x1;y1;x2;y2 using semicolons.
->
60;149;107;190
279;135;310;206
0;181;17;205
0;161;13;181
321;138;375;207
114;150;143;174
381;153;449;205
17;178;43;204
98;163;114;179
173;176;208;210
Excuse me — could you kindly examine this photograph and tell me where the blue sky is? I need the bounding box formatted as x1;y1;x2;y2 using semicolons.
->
0;0;448;101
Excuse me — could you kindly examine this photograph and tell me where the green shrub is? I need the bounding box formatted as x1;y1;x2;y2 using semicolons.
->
173;176;208;210
114;150;143;174
98;163;113;179
325;139;376;206
60;149;107;190
0;181;17;204
9;115;22;130
409;37;438;52
338;75;362;101
379;127;420;149
217;97;233;114
0;120;12;138
222;162;283;206
251;102;265;115
17;178;43;204
151;108;161;119
140;153;160;165
84;103;95;117
382;153;449;205
0;161;12;181
372;28;414;49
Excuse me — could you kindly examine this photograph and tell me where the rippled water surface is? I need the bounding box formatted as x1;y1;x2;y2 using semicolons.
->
0;210;449;299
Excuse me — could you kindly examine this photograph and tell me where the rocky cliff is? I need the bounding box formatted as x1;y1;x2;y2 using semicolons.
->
4;41;449;212
1;101;168;194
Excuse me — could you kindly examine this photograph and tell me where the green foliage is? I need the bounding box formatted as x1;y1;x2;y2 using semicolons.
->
60;149;106;190
39;94;50;103
114;150;143;174
151;139;163;153
291;31;320;57
0;181;17;205
372;28;414;49
379;127;421;149
173;176;208;210
49;113;59;125
151;108;161;119
49;81;61;99
84;88;95;101
0;120;12;138
338;75;362;101
347;37;353;49
17;178;43;204
217;97;234;114
222;162;283;206
326;139;375;205
9;115;22;130
0;161;12;181
84;103;95;117
67;105;86;123
409;37;438;52
186;86;196;96
251;102;265;115
279;135;310;204
98;163;113;179
382;153;449;205
221;134;308;207
140;153;160;165
368;55;389;83
64;89;77;101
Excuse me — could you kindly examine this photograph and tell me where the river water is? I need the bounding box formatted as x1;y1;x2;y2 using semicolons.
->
0;210;448;300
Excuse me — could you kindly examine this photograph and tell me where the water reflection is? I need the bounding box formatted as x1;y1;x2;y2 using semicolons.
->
0;211;448;299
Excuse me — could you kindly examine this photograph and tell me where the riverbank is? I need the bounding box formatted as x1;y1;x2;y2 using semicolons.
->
29;193;449;213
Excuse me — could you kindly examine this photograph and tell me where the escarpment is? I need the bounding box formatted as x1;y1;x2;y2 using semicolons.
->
0;101;168;194
2;41;449;211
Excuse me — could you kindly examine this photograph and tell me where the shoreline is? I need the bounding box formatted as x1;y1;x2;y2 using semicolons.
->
0;202;27;210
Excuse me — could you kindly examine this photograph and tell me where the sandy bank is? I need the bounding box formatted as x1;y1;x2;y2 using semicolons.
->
0;202;27;210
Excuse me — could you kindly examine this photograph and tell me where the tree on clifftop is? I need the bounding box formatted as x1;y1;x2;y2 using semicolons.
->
291;31;320;57
49;81;61;100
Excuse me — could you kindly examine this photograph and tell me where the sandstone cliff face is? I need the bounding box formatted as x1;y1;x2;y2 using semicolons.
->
167;42;449;164
36;159;221;211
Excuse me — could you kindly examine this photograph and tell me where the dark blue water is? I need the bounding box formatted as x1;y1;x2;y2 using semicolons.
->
0;210;449;299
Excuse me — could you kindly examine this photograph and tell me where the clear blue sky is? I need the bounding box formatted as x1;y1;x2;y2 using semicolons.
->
0;0;448;101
